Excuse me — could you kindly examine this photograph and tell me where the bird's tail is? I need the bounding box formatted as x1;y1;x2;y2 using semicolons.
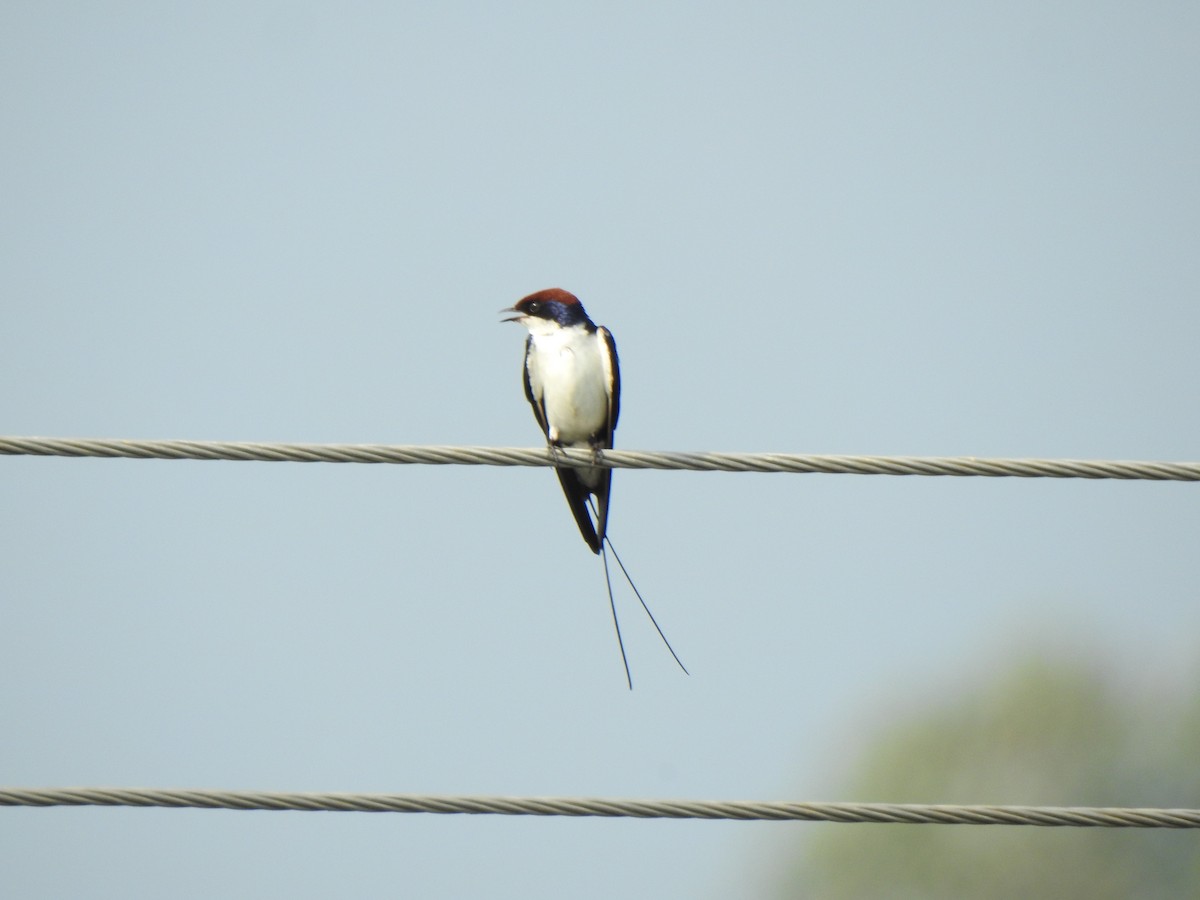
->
554;467;602;553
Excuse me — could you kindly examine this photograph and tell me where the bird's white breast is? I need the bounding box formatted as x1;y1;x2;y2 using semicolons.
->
526;323;611;445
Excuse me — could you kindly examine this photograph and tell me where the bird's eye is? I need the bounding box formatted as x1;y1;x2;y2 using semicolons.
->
527;300;542;314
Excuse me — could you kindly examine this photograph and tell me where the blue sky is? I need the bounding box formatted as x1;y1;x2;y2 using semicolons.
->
3;3;1199;897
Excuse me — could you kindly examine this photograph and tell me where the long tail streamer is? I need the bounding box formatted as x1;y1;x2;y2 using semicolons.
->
590;498;688;688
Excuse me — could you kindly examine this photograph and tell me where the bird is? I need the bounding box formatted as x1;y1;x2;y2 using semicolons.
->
502;287;618;553
503;288;687;687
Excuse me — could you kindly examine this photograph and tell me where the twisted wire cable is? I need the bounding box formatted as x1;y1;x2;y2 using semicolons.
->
2;787;1198;827
2;436;1198;481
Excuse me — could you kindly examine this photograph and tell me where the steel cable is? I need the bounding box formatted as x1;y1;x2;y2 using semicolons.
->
2;436;1198;480
2;787;1198;827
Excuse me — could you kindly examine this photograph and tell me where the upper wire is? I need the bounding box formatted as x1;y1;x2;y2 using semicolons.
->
2;436;1198;481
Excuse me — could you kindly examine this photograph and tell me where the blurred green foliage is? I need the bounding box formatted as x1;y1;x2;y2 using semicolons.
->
779;655;1200;898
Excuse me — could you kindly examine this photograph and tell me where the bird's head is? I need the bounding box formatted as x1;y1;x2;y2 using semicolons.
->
501;288;594;332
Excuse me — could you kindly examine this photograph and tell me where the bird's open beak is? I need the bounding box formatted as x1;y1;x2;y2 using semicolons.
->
499;306;524;323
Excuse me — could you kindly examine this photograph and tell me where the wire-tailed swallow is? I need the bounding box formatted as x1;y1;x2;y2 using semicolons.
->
503;287;617;552
503;288;687;687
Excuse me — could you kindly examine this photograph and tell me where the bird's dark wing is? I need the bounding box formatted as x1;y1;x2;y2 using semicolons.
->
522;336;549;437
590;326;620;550
600;327;620;443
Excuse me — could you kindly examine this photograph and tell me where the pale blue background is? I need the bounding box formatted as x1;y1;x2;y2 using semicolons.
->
2;3;1198;897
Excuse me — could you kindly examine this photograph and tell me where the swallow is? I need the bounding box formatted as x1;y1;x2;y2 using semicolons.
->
503;288;617;552
503;288;686;687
